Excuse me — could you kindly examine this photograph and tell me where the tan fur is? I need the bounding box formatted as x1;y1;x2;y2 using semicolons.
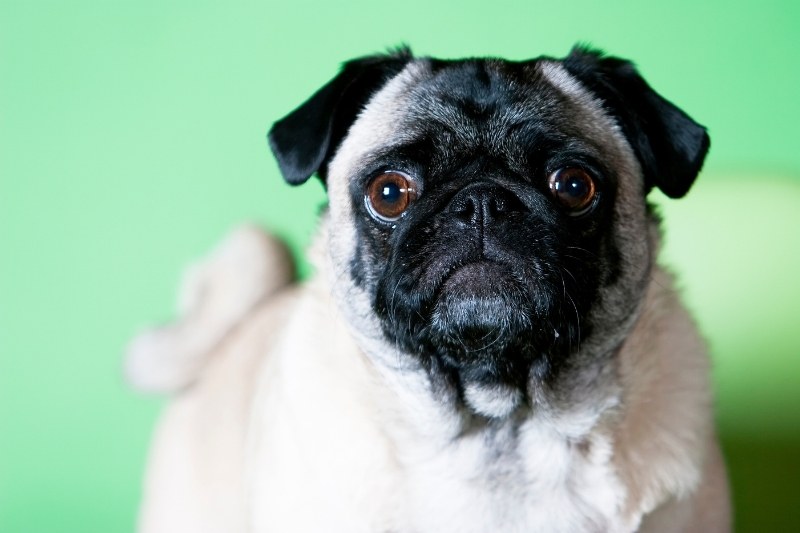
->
125;225;293;393
130;59;729;532
612;267;731;531
131;225;729;532
137;289;299;533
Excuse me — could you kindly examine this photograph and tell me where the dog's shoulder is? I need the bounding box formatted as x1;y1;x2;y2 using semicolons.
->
613;266;725;529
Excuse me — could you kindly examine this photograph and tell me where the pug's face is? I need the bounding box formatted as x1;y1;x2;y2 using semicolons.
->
269;48;708;416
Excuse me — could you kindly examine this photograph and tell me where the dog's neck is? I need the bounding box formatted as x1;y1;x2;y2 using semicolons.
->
308;224;709;527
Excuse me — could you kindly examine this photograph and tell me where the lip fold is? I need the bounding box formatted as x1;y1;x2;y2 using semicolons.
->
440;260;518;298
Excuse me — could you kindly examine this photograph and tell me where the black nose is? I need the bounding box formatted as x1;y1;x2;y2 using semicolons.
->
447;184;526;227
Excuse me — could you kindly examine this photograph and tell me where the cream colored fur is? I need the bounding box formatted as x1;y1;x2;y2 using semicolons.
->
129;223;729;532
129;60;729;533
125;225;293;393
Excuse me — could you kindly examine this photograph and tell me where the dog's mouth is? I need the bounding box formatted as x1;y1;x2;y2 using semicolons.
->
439;260;516;297
372;217;585;396
429;259;537;353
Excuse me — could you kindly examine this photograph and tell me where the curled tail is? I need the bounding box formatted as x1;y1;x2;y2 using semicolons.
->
124;224;295;393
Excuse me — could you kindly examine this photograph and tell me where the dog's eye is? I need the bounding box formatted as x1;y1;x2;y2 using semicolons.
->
547;167;597;215
365;171;418;222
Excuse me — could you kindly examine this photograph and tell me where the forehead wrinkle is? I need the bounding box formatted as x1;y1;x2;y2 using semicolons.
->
405;98;527;167
358;59;632;184
408;92;481;148
407;65;575;163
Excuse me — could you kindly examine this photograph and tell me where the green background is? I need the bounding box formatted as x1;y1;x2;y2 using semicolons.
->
2;0;799;531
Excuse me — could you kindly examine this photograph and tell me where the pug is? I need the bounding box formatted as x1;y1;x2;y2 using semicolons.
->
126;46;730;533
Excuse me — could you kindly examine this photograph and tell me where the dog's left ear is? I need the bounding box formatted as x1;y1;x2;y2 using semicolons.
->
563;46;709;199
268;48;413;186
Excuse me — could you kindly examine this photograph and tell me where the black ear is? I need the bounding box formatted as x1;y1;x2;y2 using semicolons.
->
267;48;413;186
563;46;709;199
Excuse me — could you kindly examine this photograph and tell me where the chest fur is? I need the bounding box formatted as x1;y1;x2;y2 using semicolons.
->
251;388;632;531
247;290;640;533
394;420;631;533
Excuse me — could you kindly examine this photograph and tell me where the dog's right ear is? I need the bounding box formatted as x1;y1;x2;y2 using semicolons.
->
563;46;710;199
268;48;413;186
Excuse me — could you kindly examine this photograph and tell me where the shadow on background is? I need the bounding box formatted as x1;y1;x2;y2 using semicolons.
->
724;433;800;531
657;175;800;532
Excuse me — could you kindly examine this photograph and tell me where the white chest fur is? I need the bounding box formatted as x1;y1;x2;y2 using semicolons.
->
131;227;724;533
397;422;630;533
247;287;638;533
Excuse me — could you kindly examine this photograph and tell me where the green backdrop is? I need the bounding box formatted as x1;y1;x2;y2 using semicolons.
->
2;0;799;531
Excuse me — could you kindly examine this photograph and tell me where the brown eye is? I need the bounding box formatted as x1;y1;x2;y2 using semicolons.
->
547;167;597;215
365;171;418;222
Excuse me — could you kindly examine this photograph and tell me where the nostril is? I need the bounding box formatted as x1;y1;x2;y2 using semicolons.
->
486;196;507;217
453;198;475;218
447;184;525;226
450;194;478;223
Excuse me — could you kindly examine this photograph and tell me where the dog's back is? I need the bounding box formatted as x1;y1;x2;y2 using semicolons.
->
127;226;297;532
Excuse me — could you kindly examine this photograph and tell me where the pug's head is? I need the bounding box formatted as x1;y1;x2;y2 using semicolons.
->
268;47;708;418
